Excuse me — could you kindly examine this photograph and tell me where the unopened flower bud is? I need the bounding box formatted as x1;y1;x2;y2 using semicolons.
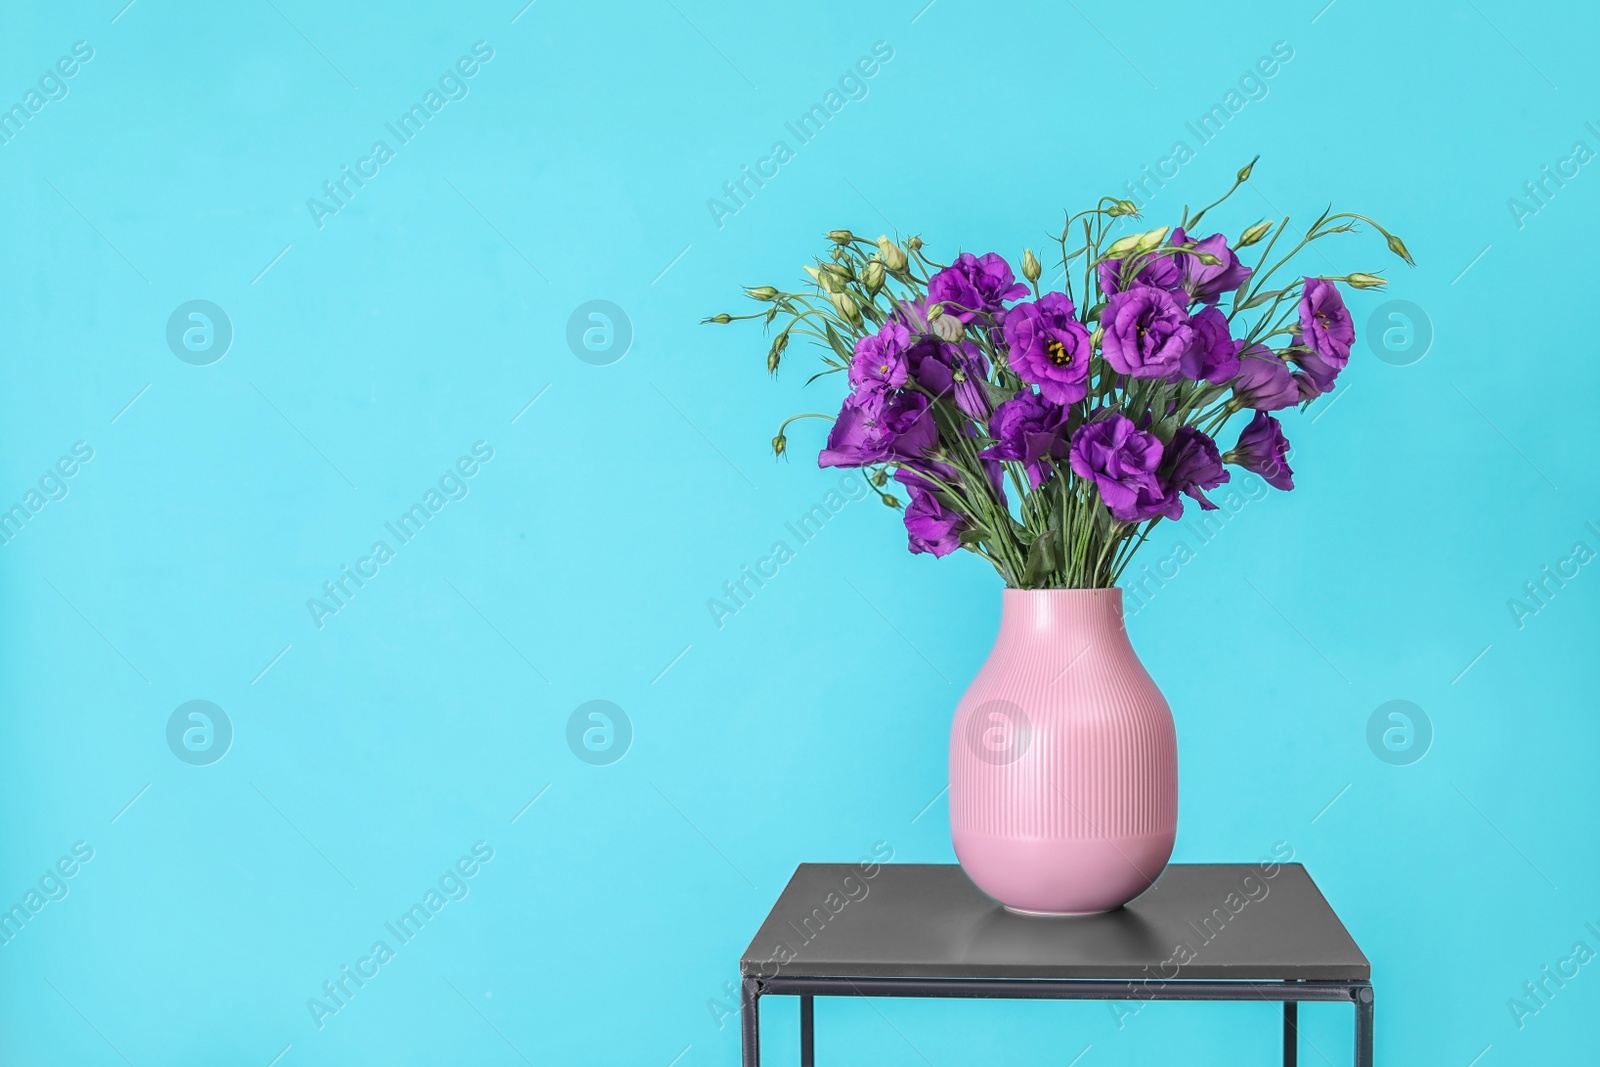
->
1346;273;1386;289
745;286;779;301
830;290;861;324
771;434;787;457
906;235;923;252
706;313;733;324
1237;157;1256;182
805;265;839;294
877;236;908;271
1386;233;1415;265
1237;220;1272;248
932;314;963;342
879;493;901;509
827;229;856;245
1109;199;1139;217
1196;252;1221;266
863;259;886;294
870;469;888;487
1136;226;1170;253
822;261;854;281
1021;248;1041;283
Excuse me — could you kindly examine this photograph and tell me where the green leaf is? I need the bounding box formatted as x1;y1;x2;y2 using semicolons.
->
1022;529;1060;587
821;322;855;363
1235;287;1290;312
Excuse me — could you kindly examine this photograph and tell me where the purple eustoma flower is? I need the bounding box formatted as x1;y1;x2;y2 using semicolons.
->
1299;278;1354;362
1102;286;1193;379
1225;411;1295;490
1097;251;1181;298
893;469;967;557
927;252;1028;322
1229;345;1299;411
1172;227;1252;305
1180;305;1242;382
1068;411;1166;523
1002;292;1092;405
848;322;912;394
909;339;993;419
979;390;1071;489
817;389;936;468
1159;426;1229;511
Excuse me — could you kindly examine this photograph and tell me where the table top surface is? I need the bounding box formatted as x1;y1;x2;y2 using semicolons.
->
741;863;1369;981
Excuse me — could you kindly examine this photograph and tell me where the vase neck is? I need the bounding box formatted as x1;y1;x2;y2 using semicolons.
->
997;588;1130;649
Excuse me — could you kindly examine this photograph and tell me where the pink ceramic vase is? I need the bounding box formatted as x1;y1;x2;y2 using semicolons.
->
950;588;1177;915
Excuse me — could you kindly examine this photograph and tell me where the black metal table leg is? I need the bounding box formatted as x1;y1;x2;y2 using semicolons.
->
741;977;761;1067
800;995;814;1067
1354;985;1373;1067
1283;1000;1297;1067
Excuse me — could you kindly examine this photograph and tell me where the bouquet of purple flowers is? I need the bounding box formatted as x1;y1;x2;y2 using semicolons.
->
709;162;1412;588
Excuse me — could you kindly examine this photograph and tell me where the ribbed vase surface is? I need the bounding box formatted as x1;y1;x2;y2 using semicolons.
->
949;588;1177;914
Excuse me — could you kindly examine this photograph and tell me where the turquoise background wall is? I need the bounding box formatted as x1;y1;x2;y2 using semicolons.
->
1;0;1596;1063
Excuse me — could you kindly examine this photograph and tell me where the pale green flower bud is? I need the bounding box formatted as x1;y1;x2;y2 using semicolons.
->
827;229;856;245
1237;220;1272;248
745;286;779;301
1108;199;1139;217
1346;273;1387;289
1021;248;1041;283
830;290;862;324
877;236;908;271
771;433;787;457
863;259;886;294
1387;233;1415;266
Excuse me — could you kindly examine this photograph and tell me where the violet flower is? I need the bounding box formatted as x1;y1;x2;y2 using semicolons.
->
1159;426;1229;511
1225;411;1295;490
894;468;967;557
818;390;936;468
1229;345;1299;411
1002;292;1092;405
848;321;912;394
979;390;1071;489
927;252;1028;322
1180;305;1242;383
1068;411;1166;522
1172;227;1252;305
1102;286;1193;379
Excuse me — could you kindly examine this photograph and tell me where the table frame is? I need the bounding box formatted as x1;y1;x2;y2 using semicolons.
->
739;974;1373;1067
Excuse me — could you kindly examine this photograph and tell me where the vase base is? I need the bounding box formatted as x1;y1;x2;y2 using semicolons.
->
1002;904;1116;918
953;827;1175;914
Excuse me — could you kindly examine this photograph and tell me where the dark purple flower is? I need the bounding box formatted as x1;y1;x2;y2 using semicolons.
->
1229;345;1299;411
906;338;993;419
1298;278;1354;363
1172;227;1252;304
927;252;1028;323
817;390;936;468
1180;305;1241;382
1225;411;1295;491
1068;411;1166;523
893;469;967;557
979;390;1071;489
1002;292;1092;405
1097;251;1181;298
1159;426;1229;511
848;321;912;394
1102;286;1193;379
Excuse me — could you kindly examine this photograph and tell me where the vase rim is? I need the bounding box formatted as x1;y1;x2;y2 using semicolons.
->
1002;587;1122;598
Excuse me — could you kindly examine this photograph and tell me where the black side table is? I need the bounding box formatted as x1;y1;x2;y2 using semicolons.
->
739;863;1372;1066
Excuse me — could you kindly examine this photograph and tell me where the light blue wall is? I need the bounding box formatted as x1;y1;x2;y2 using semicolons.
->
1;0;1595;1063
